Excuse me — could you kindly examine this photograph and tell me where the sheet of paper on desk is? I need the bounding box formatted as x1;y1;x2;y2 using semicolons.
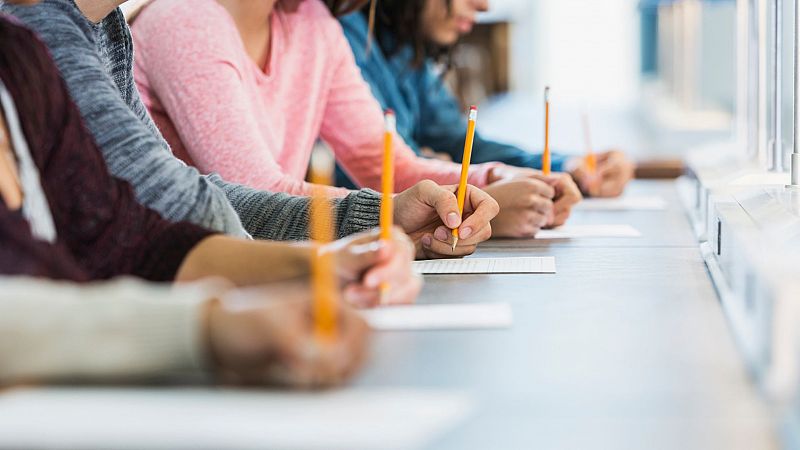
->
361;302;513;331
412;256;556;274
576;196;667;211
535;224;642;239
0;387;473;450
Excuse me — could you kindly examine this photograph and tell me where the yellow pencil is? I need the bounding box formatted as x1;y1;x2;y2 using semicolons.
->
379;110;395;303
308;145;338;343
543;87;551;176
582;112;597;174
452;105;478;251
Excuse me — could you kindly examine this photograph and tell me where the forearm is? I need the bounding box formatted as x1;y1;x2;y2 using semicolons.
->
176;236;313;286
0;277;220;384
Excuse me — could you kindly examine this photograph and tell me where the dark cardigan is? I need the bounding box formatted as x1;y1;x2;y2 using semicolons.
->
0;16;214;282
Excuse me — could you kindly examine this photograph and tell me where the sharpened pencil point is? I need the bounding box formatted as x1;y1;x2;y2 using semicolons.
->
451;237;458;252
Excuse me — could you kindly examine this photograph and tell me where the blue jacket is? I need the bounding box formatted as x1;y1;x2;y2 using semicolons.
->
335;12;567;188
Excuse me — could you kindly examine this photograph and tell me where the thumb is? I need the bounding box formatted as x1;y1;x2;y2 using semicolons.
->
416;181;462;229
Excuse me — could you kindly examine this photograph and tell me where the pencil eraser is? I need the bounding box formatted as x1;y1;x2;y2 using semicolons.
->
469;105;477;111
384;108;395;116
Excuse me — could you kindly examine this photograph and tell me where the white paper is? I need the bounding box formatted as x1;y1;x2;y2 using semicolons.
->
0;387;473;450
576;196;667;211
361;302;513;331
412;256;556;274
535;224;642;239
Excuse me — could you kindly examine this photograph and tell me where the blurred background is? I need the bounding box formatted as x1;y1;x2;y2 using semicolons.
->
449;0;740;164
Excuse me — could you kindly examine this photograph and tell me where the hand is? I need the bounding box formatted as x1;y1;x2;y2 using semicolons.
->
486;164;539;183
393;180;500;259
569;150;635;198
205;283;371;388
419;146;454;162
528;172;582;227
483;178;555;238
485;165;582;227
322;228;421;308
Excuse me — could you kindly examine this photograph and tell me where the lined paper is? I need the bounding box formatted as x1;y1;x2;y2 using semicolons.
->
0;388;473;450
412;256;556;274
361;302;513;331
576;196;667;211
535;224;642;239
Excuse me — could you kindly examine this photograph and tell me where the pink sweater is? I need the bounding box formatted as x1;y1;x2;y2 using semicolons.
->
131;0;497;197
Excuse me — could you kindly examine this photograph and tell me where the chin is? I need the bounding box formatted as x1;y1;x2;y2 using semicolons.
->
435;32;460;47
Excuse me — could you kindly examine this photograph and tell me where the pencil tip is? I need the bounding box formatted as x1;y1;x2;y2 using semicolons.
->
451;237;458;252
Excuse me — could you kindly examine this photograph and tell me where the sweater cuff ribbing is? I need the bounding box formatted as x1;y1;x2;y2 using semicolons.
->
336;189;382;238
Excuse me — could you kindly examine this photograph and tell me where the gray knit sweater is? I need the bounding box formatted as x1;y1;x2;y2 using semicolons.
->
1;0;381;241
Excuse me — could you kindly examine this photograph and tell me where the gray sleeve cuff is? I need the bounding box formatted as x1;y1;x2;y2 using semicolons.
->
334;189;382;239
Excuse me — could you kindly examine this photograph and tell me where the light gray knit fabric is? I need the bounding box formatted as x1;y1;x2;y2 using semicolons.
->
1;0;382;241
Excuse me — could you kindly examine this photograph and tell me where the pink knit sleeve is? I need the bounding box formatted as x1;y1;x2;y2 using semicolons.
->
133;6;347;198
318;19;499;192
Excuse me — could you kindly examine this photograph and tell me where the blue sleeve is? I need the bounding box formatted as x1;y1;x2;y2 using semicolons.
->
415;66;568;172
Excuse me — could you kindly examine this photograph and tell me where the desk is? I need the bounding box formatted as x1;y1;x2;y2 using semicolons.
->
0;181;777;450
357;180;776;450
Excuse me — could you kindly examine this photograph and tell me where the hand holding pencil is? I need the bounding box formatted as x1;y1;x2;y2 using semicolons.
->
452;106;479;251
308;136;420;309
205;281;371;388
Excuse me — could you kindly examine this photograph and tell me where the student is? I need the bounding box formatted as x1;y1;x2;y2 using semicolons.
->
0;14;419;306
130;0;582;238
1;0;499;258
340;0;636;198
0;10;366;388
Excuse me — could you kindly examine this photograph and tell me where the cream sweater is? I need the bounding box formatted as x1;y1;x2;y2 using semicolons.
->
0;277;223;383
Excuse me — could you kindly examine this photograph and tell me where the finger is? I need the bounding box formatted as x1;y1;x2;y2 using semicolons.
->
528;178;557;199
333;239;391;283
361;241;414;289
598;161;622;178
422;236;476;258
415;180;463;229
382;273;422;306
444;243;478;258
459;185;500;234
343;284;380;309
453;220;492;246
531;196;555;216
527;208;549;228
599;178;625;197
551;208;571;227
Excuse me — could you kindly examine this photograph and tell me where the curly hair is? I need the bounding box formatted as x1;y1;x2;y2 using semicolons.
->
362;0;454;68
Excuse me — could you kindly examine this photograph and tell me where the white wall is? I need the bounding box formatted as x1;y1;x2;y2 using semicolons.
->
485;0;641;108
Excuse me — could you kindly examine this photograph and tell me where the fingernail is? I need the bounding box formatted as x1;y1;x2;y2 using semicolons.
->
422;235;433;247
446;212;460;228
459;227;473;239
434;227;449;242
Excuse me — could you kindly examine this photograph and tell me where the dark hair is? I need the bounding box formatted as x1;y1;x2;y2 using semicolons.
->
364;0;453;68
324;0;372;17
